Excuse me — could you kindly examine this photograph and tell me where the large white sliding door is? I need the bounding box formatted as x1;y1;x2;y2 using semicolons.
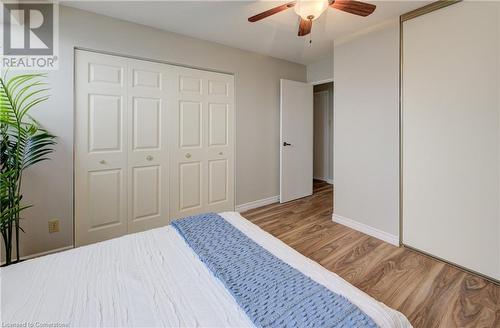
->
167;66;234;218
402;2;500;281
75;50;234;246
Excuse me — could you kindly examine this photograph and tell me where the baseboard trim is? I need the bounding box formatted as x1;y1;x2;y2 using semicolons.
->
1;245;74;265
332;214;399;246
236;196;279;213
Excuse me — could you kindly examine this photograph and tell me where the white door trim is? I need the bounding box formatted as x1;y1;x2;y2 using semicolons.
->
310;78;334;86
74;47;235;76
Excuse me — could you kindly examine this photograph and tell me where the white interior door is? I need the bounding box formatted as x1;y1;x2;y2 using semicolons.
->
168;66;234;218
75;51;129;246
126;59;169;233
280;79;313;203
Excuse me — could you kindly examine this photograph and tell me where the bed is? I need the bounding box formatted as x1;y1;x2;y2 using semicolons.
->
1;212;411;327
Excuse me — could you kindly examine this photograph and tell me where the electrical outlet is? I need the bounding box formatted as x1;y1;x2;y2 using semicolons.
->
48;219;60;233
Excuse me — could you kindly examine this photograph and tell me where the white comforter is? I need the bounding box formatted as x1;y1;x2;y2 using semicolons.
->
1;212;411;327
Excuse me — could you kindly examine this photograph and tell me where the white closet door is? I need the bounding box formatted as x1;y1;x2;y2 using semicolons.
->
75;51;170;245
168;66;234;218
126;60;169;233
75;50;129;246
402;2;500;280
76;50;235;244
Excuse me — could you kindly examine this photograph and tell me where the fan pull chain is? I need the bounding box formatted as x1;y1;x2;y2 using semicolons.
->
309;25;312;45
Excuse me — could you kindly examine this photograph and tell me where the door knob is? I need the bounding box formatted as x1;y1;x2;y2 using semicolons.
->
219;152;224;155
283;142;292;146
99;160;106;165
185;153;191;159
146;155;153;161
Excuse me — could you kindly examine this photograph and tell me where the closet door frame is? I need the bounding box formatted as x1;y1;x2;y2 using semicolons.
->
399;1;500;284
73;48;236;245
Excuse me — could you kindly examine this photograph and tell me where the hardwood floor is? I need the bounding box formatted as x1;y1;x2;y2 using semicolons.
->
242;180;500;328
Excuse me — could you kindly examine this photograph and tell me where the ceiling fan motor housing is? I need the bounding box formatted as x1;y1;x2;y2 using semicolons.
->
294;0;330;21
248;0;377;37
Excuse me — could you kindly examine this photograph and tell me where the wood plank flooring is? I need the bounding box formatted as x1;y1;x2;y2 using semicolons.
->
242;180;500;328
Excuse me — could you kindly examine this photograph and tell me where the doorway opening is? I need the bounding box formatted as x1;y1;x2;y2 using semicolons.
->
313;82;333;194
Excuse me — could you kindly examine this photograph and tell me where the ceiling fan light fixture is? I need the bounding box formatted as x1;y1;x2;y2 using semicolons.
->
294;0;329;21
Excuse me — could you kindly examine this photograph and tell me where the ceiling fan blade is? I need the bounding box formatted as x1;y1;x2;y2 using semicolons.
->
298;18;312;37
330;0;376;17
248;2;296;22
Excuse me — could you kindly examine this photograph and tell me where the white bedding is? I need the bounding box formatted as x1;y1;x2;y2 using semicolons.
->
1;212;411;327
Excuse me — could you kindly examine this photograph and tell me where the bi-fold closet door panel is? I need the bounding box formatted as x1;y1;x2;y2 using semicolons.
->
75;51;129;246
167;66;234;218
127;60;169;234
75;50;234;246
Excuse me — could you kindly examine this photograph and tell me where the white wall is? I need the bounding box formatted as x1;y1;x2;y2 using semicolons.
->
14;5;306;257
333;20;400;238
307;54;334;84
402;1;500;280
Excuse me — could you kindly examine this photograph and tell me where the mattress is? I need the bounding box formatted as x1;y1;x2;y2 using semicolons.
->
1;212;411;327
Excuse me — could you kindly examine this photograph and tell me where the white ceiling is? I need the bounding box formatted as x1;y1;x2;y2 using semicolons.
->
63;1;427;65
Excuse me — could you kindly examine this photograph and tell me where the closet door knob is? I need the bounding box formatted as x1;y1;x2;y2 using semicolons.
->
146;155;153;161
185;153;191;159
219;152;224;156
99;160;106;165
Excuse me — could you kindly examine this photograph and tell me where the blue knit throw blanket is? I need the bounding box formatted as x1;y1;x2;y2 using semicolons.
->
171;213;378;328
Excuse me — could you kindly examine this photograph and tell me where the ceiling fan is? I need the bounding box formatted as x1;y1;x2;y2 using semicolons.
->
248;0;376;37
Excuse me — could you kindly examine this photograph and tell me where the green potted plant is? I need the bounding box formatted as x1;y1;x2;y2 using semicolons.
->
0;73;56;266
